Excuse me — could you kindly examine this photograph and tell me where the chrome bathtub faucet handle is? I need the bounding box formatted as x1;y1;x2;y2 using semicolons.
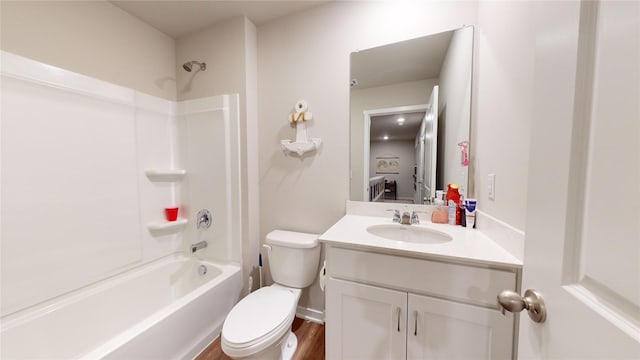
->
196;209;212;230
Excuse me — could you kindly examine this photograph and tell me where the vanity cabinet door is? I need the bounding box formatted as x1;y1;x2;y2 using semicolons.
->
326;278;407;360
406;293;514;360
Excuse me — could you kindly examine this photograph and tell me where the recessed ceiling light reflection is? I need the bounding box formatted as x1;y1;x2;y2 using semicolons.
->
383;135;389;140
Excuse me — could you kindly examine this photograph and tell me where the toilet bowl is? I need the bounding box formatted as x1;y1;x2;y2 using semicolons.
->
221;285;300;359
221;230;321;360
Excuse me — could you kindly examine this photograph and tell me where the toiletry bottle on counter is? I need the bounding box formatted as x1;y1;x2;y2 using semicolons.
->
457;190;465;226
465;199;477;228
446;183;461;205
431;190;448;223
448;200;457;225
446;184;461;225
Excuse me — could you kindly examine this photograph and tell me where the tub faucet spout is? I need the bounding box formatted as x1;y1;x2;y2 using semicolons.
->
191;241;208;253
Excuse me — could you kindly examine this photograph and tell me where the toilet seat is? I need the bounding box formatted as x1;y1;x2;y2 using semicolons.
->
221;286;298;358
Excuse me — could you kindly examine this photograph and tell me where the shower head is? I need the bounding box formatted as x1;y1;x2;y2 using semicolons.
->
182;61;206;72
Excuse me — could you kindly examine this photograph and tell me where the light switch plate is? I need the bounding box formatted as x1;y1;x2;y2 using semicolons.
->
488;173;496;200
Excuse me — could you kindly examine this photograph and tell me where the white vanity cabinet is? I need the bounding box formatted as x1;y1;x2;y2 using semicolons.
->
326;278;407;359
406;293;513;359
324;245;520;360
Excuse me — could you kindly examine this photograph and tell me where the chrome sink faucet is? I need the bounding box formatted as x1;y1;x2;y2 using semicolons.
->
191;241;208;253
388;209;423;225
411;211;420;225
401;211;412;225
410;210;427;225
388;209;401;223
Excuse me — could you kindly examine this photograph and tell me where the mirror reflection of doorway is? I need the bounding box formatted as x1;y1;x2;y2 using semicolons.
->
364;86;439;204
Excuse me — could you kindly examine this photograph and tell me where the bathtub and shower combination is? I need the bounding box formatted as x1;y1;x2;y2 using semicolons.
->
1;255;242;359
1;52;244;359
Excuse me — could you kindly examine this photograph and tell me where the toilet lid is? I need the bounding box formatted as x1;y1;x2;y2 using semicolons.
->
265;230;319;249
222;286;296;347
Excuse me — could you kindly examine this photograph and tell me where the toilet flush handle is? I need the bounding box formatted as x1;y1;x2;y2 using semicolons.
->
262;244;272;256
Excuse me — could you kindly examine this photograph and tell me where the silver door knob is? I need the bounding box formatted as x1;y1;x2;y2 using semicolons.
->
497;289;547;323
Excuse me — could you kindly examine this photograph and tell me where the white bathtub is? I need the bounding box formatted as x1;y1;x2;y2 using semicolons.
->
0;254;242;359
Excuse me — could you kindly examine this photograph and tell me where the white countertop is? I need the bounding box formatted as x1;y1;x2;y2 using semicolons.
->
319;214;522;269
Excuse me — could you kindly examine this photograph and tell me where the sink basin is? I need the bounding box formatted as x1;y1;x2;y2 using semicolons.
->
366;224;453;244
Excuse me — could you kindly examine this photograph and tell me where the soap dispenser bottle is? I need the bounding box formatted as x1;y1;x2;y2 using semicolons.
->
431;190;448;223
434;190;445;206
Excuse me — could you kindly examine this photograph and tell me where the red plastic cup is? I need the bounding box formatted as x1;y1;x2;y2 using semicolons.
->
165;207;179;222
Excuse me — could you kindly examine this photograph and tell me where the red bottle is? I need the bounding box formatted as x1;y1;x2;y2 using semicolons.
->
446;183;460;205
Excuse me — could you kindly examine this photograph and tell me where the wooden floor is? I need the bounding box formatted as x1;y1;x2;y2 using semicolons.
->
195;317;325;360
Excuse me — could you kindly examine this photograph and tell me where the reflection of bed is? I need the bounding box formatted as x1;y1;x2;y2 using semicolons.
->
369;176;385;202
384;180;397;200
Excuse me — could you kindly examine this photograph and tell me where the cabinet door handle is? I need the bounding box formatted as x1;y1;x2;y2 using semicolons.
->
413;310;418;336
396;307;401;332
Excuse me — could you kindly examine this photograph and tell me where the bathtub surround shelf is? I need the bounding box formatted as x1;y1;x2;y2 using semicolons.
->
147;218;188;233
144;169;187;182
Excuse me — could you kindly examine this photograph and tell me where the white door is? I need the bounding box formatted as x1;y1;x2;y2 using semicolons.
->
422;86;438;202
407;293;513;360
519;1;640;358
415;86;439;204
325;278;407;360
414;121;425;204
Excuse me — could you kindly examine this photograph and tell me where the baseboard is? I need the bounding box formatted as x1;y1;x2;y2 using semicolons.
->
296;305;324;324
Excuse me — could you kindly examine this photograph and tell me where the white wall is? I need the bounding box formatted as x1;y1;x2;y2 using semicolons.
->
0;1;176;100
439;27;473;193
176;95;242;265
472;1;535;230
176;17;259;293
258;0;478;318
243;19;261;296
370;140;416;200
350;79;437;201
176;17;246;102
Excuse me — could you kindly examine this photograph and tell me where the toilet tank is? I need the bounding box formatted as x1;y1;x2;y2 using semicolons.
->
265;230;321;288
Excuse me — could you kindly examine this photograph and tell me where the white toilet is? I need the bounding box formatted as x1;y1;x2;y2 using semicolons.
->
221;230;321;360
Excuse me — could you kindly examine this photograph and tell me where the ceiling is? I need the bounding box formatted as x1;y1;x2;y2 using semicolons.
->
370;111;425;142
109;1;330;39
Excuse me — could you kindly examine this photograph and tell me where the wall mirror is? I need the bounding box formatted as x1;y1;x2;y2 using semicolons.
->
349;26;473;204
